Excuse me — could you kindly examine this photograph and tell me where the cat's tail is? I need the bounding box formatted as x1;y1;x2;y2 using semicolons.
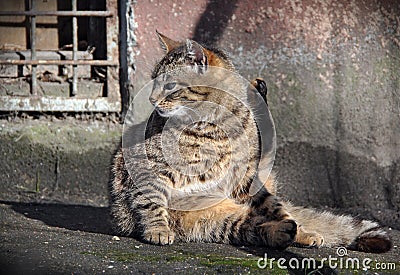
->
284;202;392;253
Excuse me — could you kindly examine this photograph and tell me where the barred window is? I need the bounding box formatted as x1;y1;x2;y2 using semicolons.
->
0;0;120;112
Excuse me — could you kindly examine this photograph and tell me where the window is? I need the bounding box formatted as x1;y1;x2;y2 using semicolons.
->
0;0;120;112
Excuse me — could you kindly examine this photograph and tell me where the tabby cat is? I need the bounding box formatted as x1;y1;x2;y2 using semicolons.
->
109;32;392;253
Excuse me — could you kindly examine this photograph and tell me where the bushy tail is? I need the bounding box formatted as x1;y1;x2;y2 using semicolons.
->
284;202;392;253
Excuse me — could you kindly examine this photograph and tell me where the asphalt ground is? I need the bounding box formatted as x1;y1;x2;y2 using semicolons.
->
0;199;399;274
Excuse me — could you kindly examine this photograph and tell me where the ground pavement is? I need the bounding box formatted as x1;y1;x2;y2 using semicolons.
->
1;195;399;275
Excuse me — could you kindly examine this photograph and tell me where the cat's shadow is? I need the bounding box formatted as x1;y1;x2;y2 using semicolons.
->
1;200;113;235
3;200;336;274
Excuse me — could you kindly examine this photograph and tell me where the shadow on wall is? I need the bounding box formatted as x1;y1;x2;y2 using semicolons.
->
192;0;239;45
274;142;400;230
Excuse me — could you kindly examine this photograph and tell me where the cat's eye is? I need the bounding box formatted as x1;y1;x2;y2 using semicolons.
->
164;82;176;90
168;91;181;99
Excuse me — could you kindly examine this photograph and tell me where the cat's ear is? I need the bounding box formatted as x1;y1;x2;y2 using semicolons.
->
156;30;180;53
185;39;208;69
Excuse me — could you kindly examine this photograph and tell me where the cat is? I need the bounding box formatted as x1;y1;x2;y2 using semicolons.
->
109;31;392;253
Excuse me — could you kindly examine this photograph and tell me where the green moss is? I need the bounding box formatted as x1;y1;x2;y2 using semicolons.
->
199;255;257;268
82;248;400;274
81;249;286;273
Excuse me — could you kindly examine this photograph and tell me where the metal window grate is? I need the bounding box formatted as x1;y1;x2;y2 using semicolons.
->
0;0;120;112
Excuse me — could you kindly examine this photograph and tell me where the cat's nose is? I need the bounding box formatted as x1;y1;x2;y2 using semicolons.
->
149;96;157;106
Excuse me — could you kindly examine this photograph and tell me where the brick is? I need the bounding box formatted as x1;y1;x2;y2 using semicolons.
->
18;50;60;76
0;79;30;96
0;51;19;77
39;82;70;97
75;80;104;98
58;51;93;78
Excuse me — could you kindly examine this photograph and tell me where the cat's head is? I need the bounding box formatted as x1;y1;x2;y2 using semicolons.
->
152;31;234;78
149;32;235;117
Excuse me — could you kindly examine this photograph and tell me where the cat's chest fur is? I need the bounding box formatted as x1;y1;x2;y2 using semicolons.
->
144;112;260;192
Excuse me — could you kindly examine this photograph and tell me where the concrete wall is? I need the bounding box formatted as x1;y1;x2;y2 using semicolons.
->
0;119;121;206
133;0;400;228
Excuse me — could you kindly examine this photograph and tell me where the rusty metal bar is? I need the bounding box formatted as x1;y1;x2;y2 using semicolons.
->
30;0;37;96
0;11;113;17
71;0;78;96
0;60;119;66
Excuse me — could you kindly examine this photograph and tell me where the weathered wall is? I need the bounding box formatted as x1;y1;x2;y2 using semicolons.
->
0;119;121;206
133;0;400;228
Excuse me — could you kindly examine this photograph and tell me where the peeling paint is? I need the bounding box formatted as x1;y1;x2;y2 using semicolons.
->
0;96;120;112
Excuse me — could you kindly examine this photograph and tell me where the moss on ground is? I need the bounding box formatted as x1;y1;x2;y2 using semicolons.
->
81;249;282;274
82;247;400;275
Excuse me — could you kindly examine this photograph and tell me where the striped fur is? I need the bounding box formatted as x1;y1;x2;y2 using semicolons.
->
109;33;392;253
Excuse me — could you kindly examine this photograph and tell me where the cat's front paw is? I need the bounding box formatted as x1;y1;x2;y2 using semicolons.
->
260;219;297;250
143;228;175;245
